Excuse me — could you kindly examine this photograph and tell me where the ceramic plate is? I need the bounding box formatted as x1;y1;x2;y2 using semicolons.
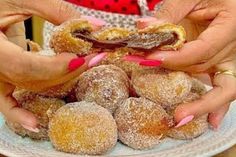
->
0;102;236;157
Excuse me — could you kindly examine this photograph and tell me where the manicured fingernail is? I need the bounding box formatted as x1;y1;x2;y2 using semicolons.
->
175;115;194;128
123;55;145;63
81;16;106;26
88;52;107;68
21;124;40;133
68;57;85;72
139;59;162;67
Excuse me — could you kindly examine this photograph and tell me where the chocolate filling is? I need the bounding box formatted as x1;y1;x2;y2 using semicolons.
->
72;30;178;50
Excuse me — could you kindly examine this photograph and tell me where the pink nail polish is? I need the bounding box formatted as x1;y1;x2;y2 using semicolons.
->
68;57;85;72
175;115;194;128
21;124;40;133
123;55;145;63
139;59;162;67
81;16;106;26
88;52;107;68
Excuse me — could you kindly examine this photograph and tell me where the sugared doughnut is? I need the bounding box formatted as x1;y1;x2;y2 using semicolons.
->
7;89;65;140
75;65;129;113
38;77;79;98
50;20;186;57
100;47;149;76
50;19;93;55
131;68;192;108
137;23;186;50
48;101;117;155
115;97;174;150
167;92;209;140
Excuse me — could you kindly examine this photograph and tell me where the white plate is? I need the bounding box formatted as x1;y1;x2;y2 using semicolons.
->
0;102;236;157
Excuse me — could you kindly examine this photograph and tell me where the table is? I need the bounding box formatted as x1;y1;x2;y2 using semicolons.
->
0;145;236;157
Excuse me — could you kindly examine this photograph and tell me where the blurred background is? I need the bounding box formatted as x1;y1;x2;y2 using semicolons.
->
25;16;44;47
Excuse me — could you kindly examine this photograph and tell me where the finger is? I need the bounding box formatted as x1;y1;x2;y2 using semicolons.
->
0;14;30;30
81;16;106;31
22;0;81;25
208;103;230;129
174;72;236;123
154;0;201;24
0;82;38;130
146;39;210;69
9;53;106;91
4;22;27;49
147;18;235;70
181;41;236;73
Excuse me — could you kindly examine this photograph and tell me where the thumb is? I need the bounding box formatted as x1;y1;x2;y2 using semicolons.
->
154;0;201;24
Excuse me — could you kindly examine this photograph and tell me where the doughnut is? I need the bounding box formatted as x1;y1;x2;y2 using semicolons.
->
167;92;209;140
50;19;93;55
7;89;65;140
38;77;79;98
100;47;150;76
48;101;117;155
137;23;186;50
114;97;174;150
50;20;186;56
75;65;129;113
131;68;192;108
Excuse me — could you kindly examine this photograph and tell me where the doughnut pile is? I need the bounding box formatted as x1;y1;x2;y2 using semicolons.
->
5;19;210;155
7;89;65;140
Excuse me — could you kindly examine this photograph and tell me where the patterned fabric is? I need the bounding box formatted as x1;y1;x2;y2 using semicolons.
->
43;1;162;49
66;0;160;15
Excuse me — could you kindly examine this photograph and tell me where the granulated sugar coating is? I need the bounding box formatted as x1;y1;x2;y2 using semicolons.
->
48;101;118;155
50;19;93;55
100;47;150;77
38;77;79;99
167;92;209;140
131;68;192;108
75;65;129;113
115;97;174;150
8;89;65;140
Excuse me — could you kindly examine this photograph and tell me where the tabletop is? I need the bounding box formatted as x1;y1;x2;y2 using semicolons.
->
0;144;236;157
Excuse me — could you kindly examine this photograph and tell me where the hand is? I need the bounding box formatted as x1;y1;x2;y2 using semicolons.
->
136;0;236;129
0;0;106;131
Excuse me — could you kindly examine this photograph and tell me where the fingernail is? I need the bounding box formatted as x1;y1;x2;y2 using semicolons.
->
88;52;107;68
21;124;40;133
123;55;145;63
146;52;167;61
139;59;162;67
175;115;194;128
81;16;106;26
68;57;85;72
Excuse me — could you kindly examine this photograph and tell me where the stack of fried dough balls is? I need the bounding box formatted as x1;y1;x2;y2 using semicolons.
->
6;19;209;155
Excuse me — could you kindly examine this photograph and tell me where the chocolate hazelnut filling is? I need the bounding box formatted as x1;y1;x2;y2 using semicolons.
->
72;30;178;50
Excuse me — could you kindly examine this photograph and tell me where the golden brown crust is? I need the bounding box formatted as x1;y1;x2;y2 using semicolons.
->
8;89;65;140
50;20;186;56
166;92;209;140
139;23;186;50
48;101;117;155
131;68;192;108
94;27;133;41
50;19;93;55
75;65;129;113
100;47;149;76
115;97;174;150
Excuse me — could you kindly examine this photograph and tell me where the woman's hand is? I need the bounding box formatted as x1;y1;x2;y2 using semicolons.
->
0;0;106;131
136;0;236;129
